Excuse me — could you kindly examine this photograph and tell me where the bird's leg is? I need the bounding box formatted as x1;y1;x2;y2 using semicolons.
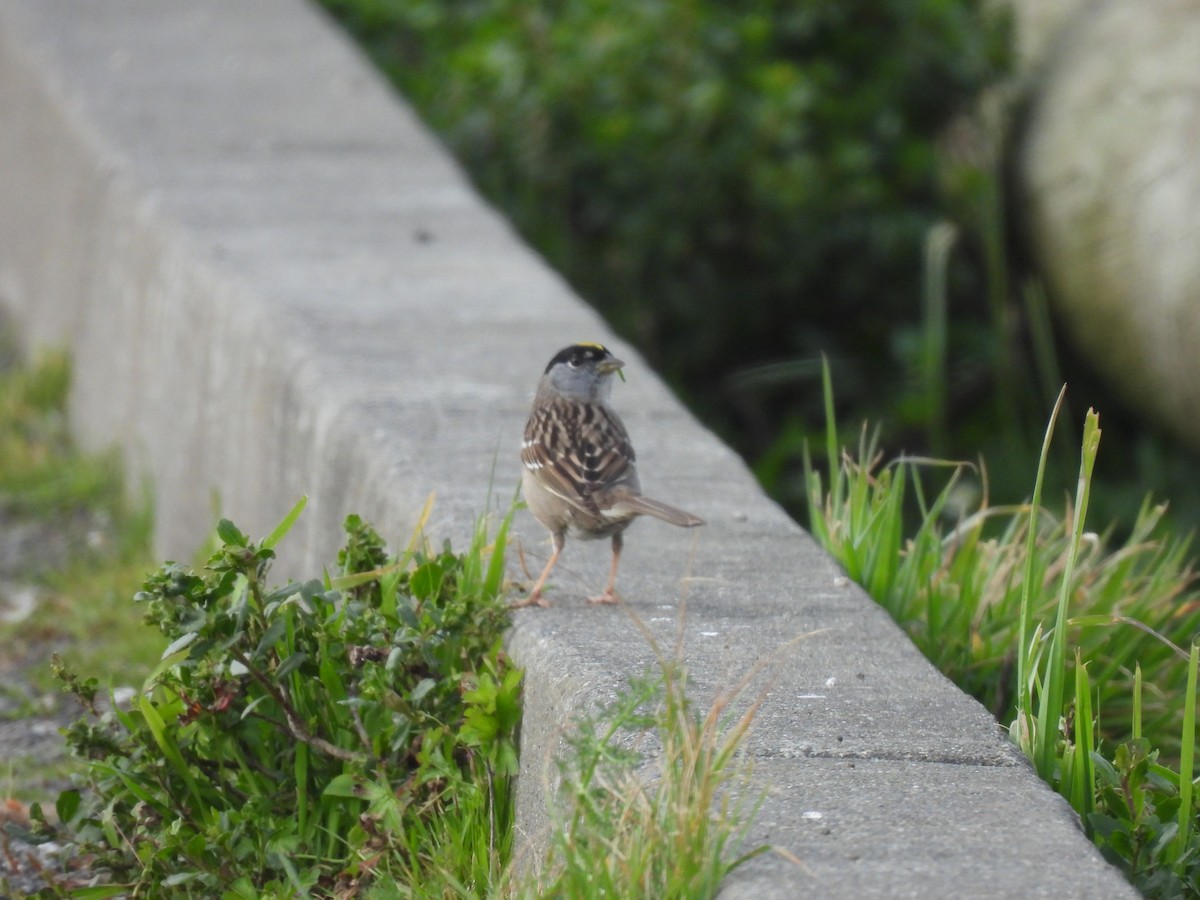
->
588;532;623;605
511;532;564;609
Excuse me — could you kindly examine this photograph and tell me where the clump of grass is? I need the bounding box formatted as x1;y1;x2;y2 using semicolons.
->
532;620;776;898
1011;395;1200;895
806;362;1200;893
806;368;1199;746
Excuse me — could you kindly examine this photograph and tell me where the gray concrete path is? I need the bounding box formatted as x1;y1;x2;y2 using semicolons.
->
0;2;1136;896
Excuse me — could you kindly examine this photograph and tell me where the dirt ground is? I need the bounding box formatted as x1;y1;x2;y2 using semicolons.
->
0;508;126;897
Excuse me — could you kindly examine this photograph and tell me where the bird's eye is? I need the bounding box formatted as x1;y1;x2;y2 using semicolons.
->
568;357;582;368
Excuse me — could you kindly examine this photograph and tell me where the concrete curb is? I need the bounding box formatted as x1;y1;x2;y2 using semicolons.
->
0;2;1136;896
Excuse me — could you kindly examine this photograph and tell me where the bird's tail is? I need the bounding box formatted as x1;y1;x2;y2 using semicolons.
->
619;494;705;528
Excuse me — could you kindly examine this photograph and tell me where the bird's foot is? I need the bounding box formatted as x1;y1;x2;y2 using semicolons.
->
509;590;551;610
587;589;621;605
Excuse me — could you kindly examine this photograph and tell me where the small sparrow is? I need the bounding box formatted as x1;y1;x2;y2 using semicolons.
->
515;342;704;607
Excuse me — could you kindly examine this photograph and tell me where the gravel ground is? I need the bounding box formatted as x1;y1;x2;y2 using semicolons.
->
0;510;124;897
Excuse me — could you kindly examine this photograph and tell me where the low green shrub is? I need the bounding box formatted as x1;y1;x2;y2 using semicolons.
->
45;499;520;897
1092;727;1200;896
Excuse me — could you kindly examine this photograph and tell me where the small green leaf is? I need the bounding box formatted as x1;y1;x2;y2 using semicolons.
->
217;518;248;547
323;773;365;799
162;872;204;887
1091;752;1121;788
162;631;198;659
385;646;403;673
410;560;444;600
410;677;436;704
1151;820;1180;856
66;887;132;900
220;877;261;900
254;616;290;657
240;694;273;720
55;788;81;823
276;651;309;680
1088;813;1126;841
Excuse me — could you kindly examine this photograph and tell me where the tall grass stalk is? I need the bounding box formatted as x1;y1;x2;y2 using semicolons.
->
1066;651;1095;824
1027;406;1101;782
1014;385;1066;755
1175;642;1198;864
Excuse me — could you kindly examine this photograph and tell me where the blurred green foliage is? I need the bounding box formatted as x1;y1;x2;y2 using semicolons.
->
314;5;1200;535
320;0;1014;495
318;0;1200;539
323;1;1200;539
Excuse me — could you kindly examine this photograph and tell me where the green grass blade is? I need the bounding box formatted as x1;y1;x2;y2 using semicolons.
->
1174;641;1198;864
1036;408;1100;780
821;356;841;514
1015;385;1067;759
138;695;210;825
1070;650;1095;826
484;504;514;599
262;495;308;551
1134;663;1143;741
295;739;310;840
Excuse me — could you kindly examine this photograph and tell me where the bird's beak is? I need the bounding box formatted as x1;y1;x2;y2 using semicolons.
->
597;357;626;378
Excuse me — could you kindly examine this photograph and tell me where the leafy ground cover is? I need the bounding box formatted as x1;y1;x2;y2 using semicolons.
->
43;498;521;897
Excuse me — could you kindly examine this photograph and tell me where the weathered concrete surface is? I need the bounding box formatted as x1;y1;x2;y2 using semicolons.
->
0;2;1136;896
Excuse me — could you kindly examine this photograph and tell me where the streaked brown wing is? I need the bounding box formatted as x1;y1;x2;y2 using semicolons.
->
521;397;636;515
